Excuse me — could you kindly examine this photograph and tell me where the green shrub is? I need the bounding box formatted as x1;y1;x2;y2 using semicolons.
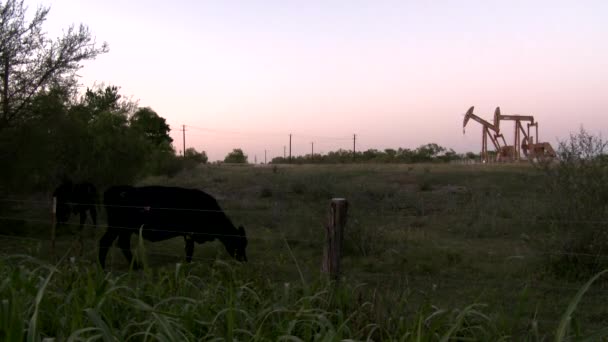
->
542;128;608;278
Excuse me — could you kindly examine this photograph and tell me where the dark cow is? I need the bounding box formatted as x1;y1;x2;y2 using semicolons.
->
99;185;248;269
52;180;98;253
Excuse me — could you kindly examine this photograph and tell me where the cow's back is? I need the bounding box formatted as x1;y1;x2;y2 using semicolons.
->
135;186;219;209
135;186;231;239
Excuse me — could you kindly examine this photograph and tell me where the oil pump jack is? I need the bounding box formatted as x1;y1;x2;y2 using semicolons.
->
492;107;534;161
493;107;556;161
463;106;507;163
463;106;556;162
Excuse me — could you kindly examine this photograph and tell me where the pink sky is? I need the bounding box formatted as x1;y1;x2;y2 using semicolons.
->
34;0;608;161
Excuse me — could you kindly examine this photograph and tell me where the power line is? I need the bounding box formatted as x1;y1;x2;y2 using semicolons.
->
185;125;351;141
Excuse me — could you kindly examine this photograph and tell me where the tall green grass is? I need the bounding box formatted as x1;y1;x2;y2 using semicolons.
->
1;254;606;341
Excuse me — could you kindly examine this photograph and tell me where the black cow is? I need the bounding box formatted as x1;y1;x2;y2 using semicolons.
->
52;180;98;253
99;185;248;269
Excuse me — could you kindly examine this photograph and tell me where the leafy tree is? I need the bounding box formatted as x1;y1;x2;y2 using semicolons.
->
0;0;108;130
224;148;248;163
326;149;353;163
130;107;173;148
69;85;136;123
0;87;74;190
395;148;414;163
384;148;397;158
437;148;458;162
82;86;127;115
86;110;148;185
414;143;446;162
184;148;208;164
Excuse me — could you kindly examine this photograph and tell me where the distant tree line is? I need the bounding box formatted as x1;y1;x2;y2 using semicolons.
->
270;144;479;164
0;0;206;192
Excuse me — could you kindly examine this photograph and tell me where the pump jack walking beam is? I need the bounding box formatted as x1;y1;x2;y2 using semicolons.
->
463;106;503;163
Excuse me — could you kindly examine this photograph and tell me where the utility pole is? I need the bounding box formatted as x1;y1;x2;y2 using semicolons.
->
289;134;292;163
181;125;187;156
311;142;314;159
353;134;356;161
264;150;267;164
284;146;286;159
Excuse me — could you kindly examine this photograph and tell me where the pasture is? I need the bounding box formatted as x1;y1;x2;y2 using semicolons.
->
1;163;607;340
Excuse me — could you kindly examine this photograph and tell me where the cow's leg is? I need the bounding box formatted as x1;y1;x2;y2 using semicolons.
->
77;210;86;256
118;233;139;269
90;206;97;228
98;230;119;269
85;206;97;244
184;235;195;263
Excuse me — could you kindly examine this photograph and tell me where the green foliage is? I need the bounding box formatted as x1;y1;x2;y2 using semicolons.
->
542;127;608;278
413;143;445;162
184;147;208;164
466;151;479;160
80;85;131;117
224;148;248;164
130;107;173;147
555;269;608;341
0;84;185;191
271;144;469;164
1;256;606;340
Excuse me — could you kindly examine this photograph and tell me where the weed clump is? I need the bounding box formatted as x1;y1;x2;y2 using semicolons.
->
291;182;306;195
542;128;608;279
260;187;273;198
418;178;433;191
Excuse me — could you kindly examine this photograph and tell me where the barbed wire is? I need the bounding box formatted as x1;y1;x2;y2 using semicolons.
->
3;215;608;262
0;197;325;214
2;198;608;229
0;216;320;243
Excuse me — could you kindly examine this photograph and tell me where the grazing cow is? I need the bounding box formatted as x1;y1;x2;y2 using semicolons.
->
52;180;98;253
99;185;248;269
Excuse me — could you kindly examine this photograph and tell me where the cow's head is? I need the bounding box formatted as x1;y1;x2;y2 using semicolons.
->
226;225;248;262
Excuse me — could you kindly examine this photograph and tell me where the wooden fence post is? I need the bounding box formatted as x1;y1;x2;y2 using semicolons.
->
322;198;348;281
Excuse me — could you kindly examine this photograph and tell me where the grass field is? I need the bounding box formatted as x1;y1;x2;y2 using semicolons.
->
1;163;607;340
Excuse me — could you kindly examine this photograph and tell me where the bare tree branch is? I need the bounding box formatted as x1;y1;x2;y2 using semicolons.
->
0;0;108;129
